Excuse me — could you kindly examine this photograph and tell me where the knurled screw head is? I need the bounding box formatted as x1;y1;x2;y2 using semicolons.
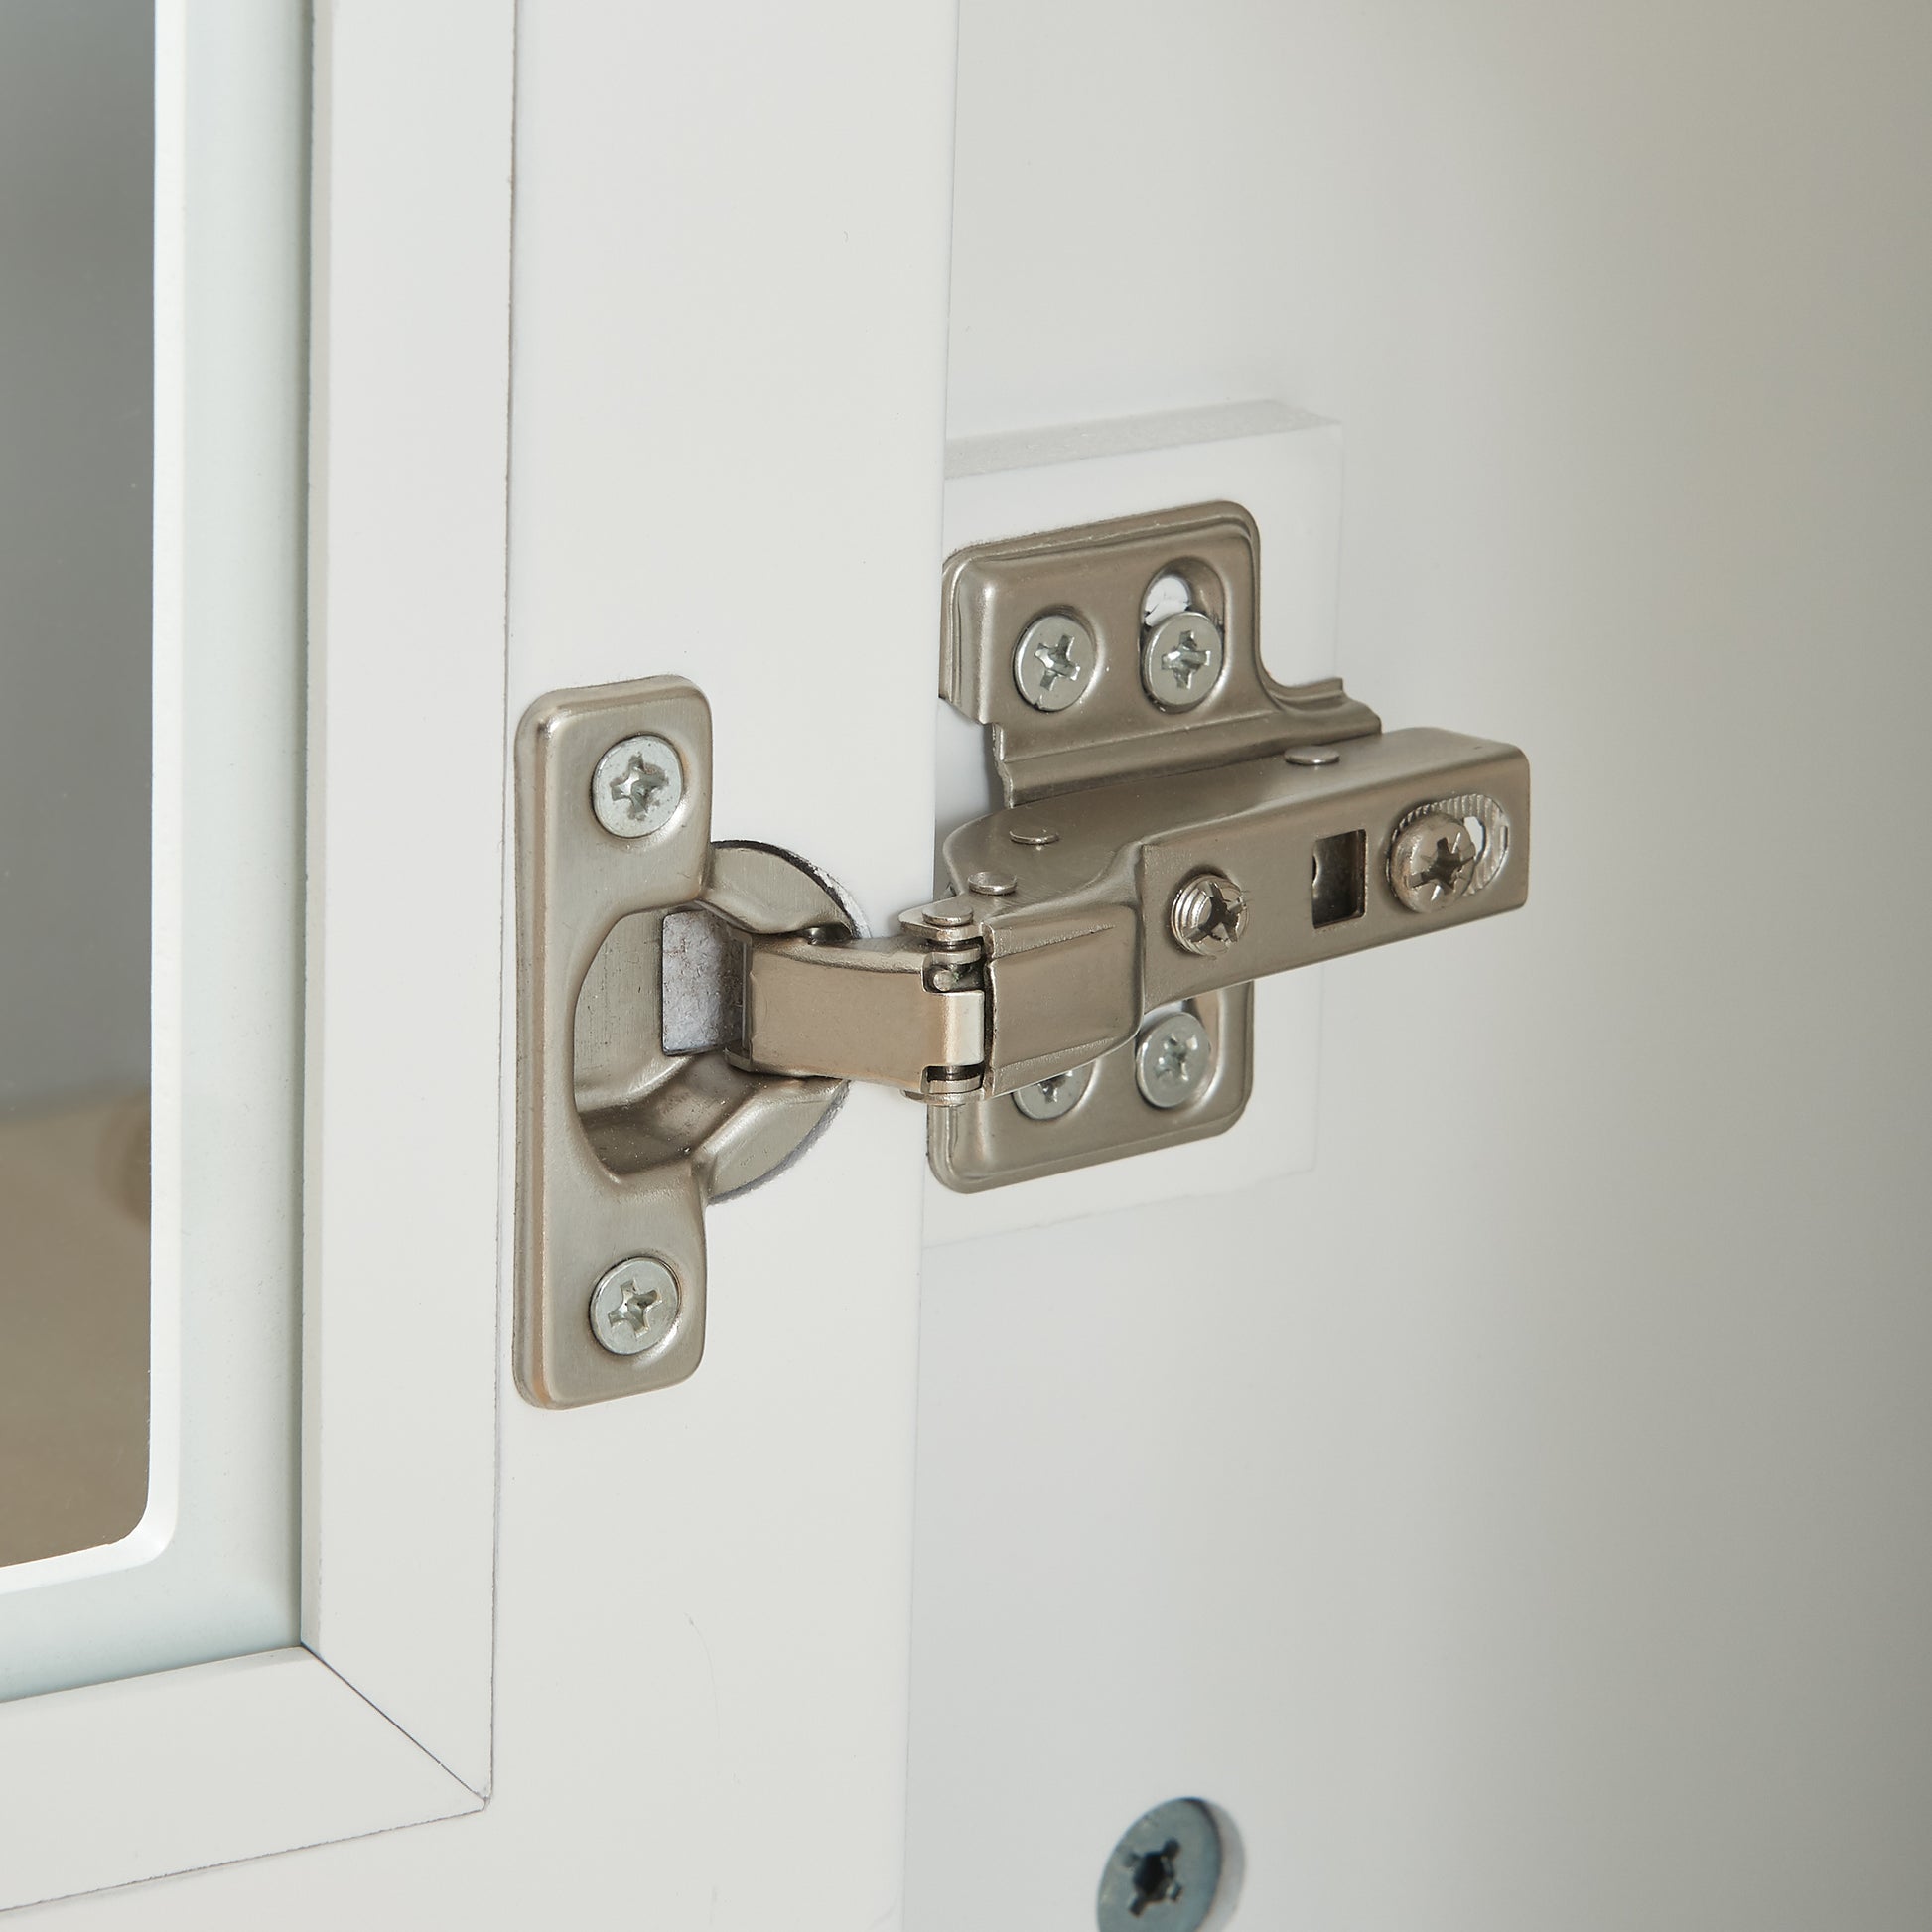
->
1388;808;1480;912
1141;610;1225;711
1134;1011;1214;1110
588;1255;681;1357
1012;1062;1094;1121
592;733;683;839
1014;613;1097;712
1169;870;1246;956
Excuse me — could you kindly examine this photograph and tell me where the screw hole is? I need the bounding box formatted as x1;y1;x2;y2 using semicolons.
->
1142;569;1195;629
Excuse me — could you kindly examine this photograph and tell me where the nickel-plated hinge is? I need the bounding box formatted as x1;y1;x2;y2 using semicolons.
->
514;501;1531;1404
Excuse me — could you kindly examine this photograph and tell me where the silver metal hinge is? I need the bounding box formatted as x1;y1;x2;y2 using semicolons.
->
515;501;1531;1405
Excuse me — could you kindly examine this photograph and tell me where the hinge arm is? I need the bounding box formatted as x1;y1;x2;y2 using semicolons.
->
733;726;1528;1106
739;933;987;1098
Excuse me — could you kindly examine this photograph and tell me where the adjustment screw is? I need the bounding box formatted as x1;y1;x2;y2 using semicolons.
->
1012;1062;1093;1121
1141;611;1225;711
588;1255;681;1357
1169;870;1246;956
1014;613;1097;712
592;733;683;839
1095;1797;1228;1932
1134;1011;1214;1110
1388;794;1511;912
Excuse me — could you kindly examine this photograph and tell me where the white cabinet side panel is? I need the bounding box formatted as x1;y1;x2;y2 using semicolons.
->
911;2;1932;1929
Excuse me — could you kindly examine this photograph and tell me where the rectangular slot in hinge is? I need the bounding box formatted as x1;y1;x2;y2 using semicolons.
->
1311;829;1367;929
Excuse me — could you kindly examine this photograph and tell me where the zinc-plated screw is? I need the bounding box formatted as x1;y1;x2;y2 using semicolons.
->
1169;870;1246;957
1389;811;1476;911
1388;793;1512;913
1012;1062;1093;1121
1135;1011;1213;1110
1095;1797;1227;1932
1014;613;1097;712
592;734;683;838
1141;611;1225;711
588;1255;681;1357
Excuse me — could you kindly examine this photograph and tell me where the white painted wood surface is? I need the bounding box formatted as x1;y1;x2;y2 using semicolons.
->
0;0;512;1907
906;2;1932;1927
300;0;513;1797
15;0;958;1922
0;1652;479;1911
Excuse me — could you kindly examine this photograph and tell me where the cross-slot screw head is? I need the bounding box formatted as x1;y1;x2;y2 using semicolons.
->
1141;610;1225;711
1134;1011;1214;1110
1013;612;1097;712
592;733;683;838
588;1255;681;1357
1012;1062;1093;1121
1095;1797;1227;1932
1389;803;1490;912
1169;870;1246;957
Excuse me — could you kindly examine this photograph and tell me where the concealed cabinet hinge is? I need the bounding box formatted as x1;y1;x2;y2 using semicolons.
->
515;501;1532;1406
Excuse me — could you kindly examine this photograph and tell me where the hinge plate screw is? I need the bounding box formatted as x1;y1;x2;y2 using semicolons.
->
1013;613;1097;712
1135;1011;1214;1110
591;733;683;839
588;1255;681;1357
1012;1062;1093;1120
1141;610;1225;710
1169;870;1246;956
1388;793;1512;912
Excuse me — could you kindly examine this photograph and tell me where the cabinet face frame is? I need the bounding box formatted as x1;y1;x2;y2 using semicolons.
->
0;1;512;1908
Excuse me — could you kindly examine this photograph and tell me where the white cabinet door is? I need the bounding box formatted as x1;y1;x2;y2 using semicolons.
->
4;0;954;1923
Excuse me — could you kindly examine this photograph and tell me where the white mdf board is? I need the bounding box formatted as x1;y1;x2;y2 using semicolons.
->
0;1651;480;1910
924;404;1342;1243
0;0;511;1908
298;0;512;1797
915;1;1932;1927
26;0;962;1924
478;0;957;1920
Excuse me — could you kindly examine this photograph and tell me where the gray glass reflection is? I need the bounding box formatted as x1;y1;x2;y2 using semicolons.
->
0;2;154;1566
